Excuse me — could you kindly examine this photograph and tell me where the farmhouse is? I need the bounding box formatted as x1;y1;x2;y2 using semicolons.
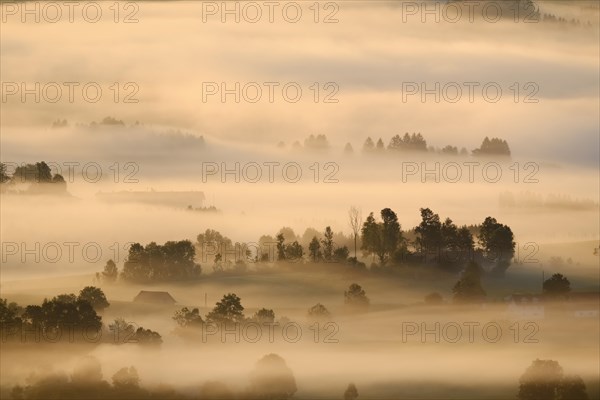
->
133;290;177;305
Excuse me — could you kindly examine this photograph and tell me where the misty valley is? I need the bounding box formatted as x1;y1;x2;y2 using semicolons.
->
1;0;599;399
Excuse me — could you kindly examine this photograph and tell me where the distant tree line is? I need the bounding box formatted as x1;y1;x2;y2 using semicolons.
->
280;134;511;157
0;161;67;193
10;352;300;400
98;207;514;284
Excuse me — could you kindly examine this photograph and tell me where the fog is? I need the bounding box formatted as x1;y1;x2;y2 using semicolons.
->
1;1;599;399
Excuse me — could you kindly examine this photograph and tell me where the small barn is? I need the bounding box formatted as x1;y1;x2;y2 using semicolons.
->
133;290;177;305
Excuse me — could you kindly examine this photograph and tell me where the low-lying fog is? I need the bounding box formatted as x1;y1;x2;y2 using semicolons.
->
1;0;598;399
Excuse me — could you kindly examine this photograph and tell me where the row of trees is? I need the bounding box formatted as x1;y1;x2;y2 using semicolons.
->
0;287;108;339
173;293;282;329
173;284;369;331
279;134;511;157
10;353;304;400
0;161;67;193
10;359;153;400
360;208;514;275
0;287;163;345
120;240;201;283
451;268;574;304
9;355;589;399
97;208;514;283
208;207;513;272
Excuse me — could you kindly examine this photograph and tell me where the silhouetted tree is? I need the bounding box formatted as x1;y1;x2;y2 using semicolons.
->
284;241;304;261
133;327;162;346
249;354;297;399
321;226;335;261
415;208;442;259
13;162;52;183
453;261;486;303
304;134;330;150
478;216;515;276
388;133;427;152
543;274;571;298
253;308;275;324
387;134;403;151
173;307;204;327
258;234;277;262
78;286;110;311
112;366;140;389
276;233;286;261
308;303;331;319
0;298;22;337
348;206;362;259
99;116;125;126
456;226;475;259
278;227;298;243
206;293;245;324
361;208;402;266
109;318;135;343
344;383;359;400
197;229;233;265
441;145;458;155
361;212;379;263
309;236;322;262
52;293;77;303
101;259;118;283
518;359;563;400
558;375;588;400
0;163;10;183
333;245;350;262
441;218;458;251
362;137;375;152
473;136;511;156
344;283;369;307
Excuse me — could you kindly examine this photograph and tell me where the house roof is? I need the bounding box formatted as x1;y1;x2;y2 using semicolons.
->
133;290;177;304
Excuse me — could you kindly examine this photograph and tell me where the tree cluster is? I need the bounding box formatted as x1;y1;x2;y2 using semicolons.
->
472;137;511;157
1;287;108;341
518;359;588;400
121;240;201;282
0;161;67;194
